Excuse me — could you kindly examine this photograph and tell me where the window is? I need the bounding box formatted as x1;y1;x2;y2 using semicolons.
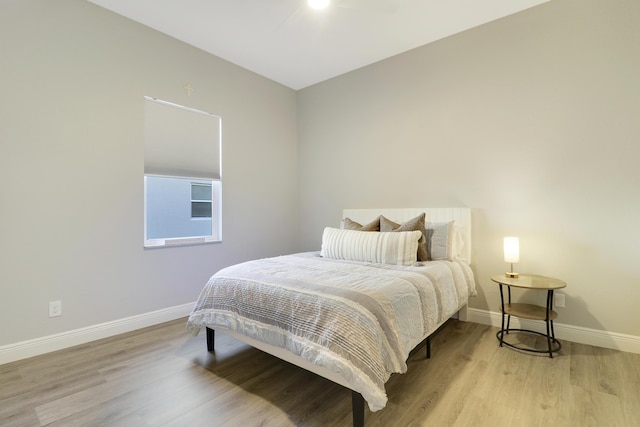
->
191;182;212;218
143;97;222;247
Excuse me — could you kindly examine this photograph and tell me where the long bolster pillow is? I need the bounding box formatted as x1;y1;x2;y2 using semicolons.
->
320;227;422;266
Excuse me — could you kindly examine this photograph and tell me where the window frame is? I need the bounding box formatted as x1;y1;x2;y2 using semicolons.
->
143;96;222;248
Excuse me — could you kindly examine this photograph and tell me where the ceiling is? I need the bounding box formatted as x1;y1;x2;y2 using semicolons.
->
88;0;550;90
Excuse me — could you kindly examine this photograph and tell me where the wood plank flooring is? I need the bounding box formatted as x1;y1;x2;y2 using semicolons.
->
1;319;639;426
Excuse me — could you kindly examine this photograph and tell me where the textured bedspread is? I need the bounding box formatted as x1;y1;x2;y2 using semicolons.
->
186;252;476;411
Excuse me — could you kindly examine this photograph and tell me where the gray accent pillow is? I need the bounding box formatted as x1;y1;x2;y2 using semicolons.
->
379;213;428;261
425;221;455;260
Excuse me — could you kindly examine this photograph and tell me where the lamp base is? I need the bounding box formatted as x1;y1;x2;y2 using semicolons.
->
505;272;519;278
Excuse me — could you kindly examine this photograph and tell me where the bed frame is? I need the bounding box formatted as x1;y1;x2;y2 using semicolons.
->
205;207;472;426
205;326;434;426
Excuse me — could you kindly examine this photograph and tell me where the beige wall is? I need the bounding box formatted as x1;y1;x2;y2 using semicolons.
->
0;1;298;346
298;0;640;337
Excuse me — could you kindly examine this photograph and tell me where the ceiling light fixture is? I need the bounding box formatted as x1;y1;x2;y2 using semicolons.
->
308;0;330;10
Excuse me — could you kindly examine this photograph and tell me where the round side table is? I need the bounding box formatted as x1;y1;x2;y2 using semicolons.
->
491;274;566;358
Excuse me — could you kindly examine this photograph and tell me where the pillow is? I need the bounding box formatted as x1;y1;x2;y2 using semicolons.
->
425;220;455;260
452;224;465;260
379;213;429;261
342;216;380;231
320;227;422;266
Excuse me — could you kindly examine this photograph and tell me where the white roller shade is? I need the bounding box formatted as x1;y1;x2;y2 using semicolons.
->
144;97;221;180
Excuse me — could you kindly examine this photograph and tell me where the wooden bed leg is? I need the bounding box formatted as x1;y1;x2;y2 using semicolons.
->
426;337;431;359
206;327;215;352
352;391;364;427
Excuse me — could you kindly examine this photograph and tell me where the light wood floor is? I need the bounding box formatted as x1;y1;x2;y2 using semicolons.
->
1;319;639;426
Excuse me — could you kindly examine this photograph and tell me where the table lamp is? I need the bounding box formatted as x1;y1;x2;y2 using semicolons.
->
504;236;519;278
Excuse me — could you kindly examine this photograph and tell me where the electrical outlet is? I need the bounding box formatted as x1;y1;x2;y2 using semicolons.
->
49;300;62;317
554;293;565;308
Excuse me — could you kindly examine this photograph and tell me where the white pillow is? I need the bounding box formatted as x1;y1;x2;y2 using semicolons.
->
320;227;422;266
425;221;455;260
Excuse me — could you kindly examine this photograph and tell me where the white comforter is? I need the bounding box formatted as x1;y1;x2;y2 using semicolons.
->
187;252;476;411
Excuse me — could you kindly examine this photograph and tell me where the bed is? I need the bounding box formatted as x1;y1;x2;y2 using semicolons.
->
187;208;476;426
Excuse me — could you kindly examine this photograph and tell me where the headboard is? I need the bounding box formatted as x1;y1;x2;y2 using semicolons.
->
341;208;472;264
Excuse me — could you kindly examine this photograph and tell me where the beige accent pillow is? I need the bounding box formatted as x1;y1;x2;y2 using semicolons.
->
320;227;421;266
343;216;381;231
379;213;428;261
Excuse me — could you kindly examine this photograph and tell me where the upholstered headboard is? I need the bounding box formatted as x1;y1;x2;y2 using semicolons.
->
341;208;472;264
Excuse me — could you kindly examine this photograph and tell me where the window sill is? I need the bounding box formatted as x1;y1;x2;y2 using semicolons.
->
144;236;222;248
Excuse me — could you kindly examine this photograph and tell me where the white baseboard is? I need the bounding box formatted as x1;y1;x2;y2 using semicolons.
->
0;303;194;365
467;308;640;355
3;305;638;366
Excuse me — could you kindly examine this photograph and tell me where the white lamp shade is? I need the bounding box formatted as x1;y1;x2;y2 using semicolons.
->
504;237;520;263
